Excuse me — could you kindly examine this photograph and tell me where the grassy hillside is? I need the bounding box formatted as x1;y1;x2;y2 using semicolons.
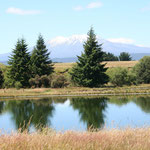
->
54;61;138;72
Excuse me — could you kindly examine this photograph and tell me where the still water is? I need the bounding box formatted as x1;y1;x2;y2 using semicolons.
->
0;96;150;132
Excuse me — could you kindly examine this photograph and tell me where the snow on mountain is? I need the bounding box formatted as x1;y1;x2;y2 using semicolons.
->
48;35;87;47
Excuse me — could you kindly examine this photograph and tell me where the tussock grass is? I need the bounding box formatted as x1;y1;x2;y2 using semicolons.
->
1;128;150;150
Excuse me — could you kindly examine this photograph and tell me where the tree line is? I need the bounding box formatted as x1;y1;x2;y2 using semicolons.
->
0;28;149;88
103;52;132;61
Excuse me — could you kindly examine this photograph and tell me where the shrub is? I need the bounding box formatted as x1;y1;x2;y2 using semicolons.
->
41;75;52;88
29;75;52;88
106;67;136;86
51;74;68;88
15;81;22;90
133;56;150;84
29;75;42;88
3;66;15;88
29;74;69;88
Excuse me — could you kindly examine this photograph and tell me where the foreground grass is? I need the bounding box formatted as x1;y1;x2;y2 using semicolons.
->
1;128;150;150
1;84;150;98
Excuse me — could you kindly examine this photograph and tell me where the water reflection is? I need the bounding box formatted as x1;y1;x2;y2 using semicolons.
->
0;101;4;114
5;99;55;132
109;97;130;106
30;99;55;130
133;97;150;113
108;96;150;114
70;97;108;130
1;96;150;132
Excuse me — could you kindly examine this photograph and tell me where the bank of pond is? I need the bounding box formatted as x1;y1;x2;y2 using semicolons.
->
0;95;150;133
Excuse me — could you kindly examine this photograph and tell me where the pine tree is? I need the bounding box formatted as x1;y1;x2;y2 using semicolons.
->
0;69;4;88
70;28;108;87
30;34;54;77
8;39;30;87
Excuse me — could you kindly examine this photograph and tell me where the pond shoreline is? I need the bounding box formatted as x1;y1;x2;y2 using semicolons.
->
1;92;150;100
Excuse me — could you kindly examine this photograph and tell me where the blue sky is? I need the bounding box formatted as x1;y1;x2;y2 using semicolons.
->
0;0;150;54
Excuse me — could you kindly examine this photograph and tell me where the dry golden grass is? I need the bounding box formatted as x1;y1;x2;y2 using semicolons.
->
54;61;138;72
1;84;150;98
104;61;138;68
1;128;150;150
54;62;74;72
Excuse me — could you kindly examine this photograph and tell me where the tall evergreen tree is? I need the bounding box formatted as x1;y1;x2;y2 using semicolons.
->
70;28;108;87
8;39;30;87
30;34;54;77
0;69;4;88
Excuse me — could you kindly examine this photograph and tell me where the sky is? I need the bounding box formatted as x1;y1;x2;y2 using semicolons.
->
0;0;150;54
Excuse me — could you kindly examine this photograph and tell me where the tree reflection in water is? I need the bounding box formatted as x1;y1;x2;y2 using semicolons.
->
70;97;108;130
108;96;130;106
133;97;150;113
108;96;150;114
0;101;4;114
5;98;55;132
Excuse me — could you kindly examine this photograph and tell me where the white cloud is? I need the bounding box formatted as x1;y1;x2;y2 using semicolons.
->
74;1;102;11
141;6;150;12
73;6;83;11
107;38;135;44
6;7;41;15
87;2;102;9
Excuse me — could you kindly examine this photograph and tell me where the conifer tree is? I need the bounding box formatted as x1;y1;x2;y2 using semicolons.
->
70;28;108;87
8;39;30;87
0;69;4;88
31;34;54;77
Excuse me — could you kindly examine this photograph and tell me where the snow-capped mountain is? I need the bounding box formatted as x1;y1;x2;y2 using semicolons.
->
47;35;150;58
1;35;150;63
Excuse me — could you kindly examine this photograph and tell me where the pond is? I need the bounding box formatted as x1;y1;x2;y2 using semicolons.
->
0;96;150;132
